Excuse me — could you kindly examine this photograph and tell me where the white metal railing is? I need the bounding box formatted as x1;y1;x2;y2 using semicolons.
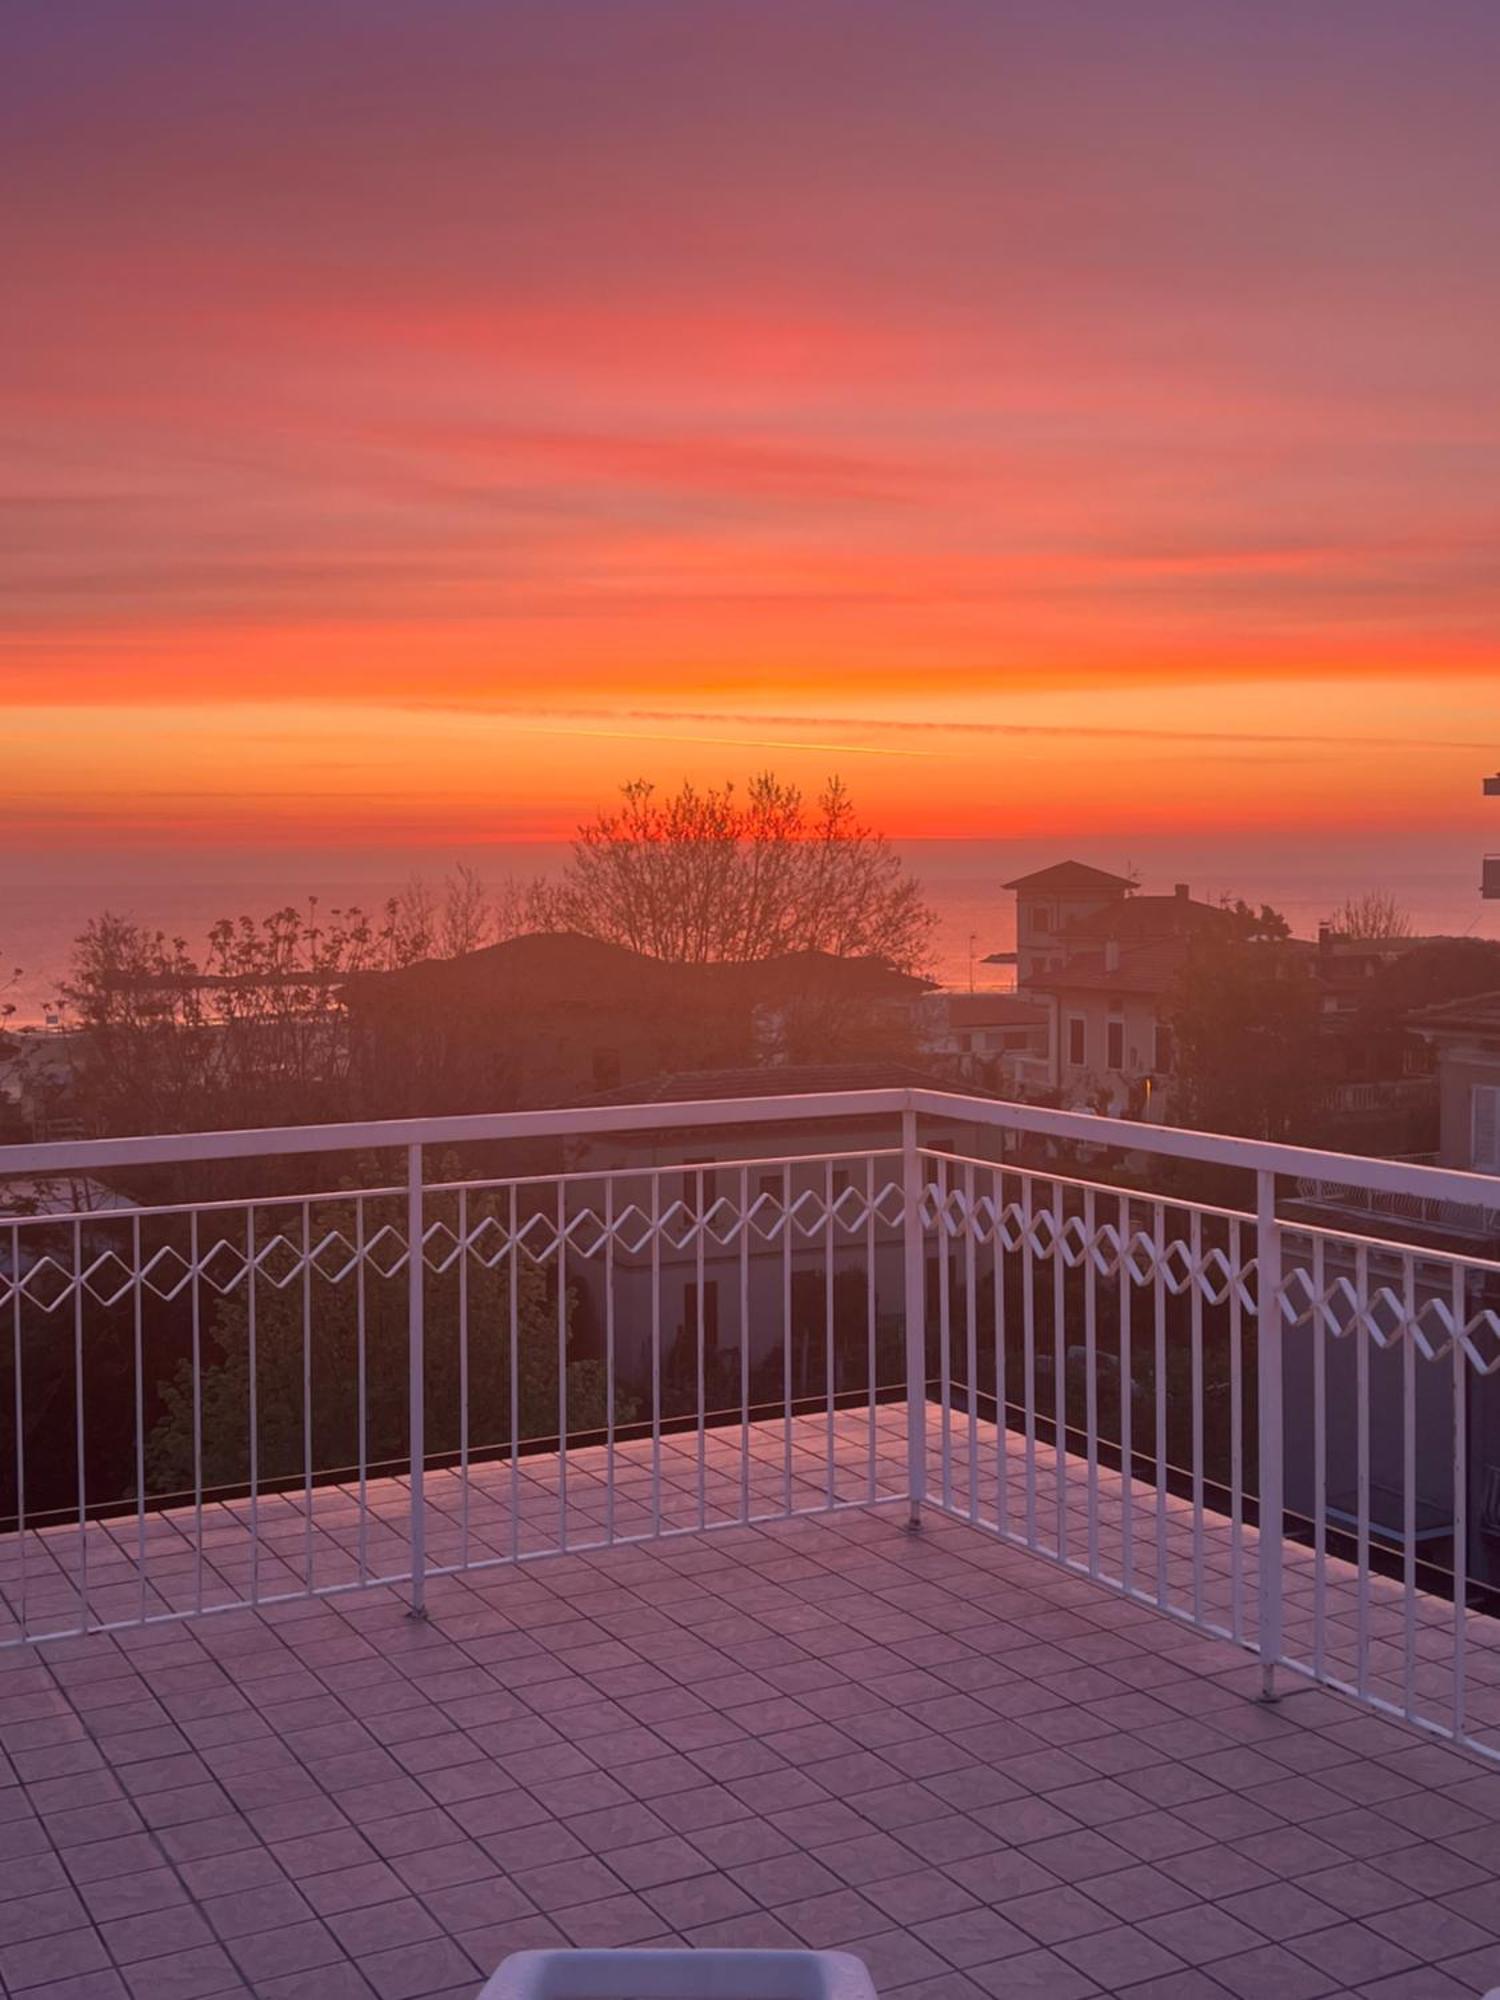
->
3;1088;1500;1764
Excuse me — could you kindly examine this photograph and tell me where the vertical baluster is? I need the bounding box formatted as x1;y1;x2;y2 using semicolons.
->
652;1170;663;1537
302;1200;314;1597
699;1166;709;1530
459;1186;470;1573
824;1159;835;1510
902;1109;926;1529
964;1161;978;1524
1053;1177;1067;1563
1255;1169;1285;1701
1312;1233;1327;1679
357;1196;369;1587
1355;1241;1370;1703
1119;1193;1134;1601
407;1145;426;1617
994;1167;1008;1541
11;1224;25;1639
1229;1216;1244;1644
75;1219;90;1634
556;1178;568;1554
782;1161;793;1516
248;1207;259;1606
740;1166;751;1524
1153;1204;1167;1609
1452;1262;1468;1745
1022;1175;1038;1549
937;1154;952;1514
509;1182;520;1564
606;1176;617;1547
190;1212;203;1617
1190;1209;1205;1629
1084;1187;1099;1579
865;1156;877;1504
134;1213;146;1624
1401;1251;1417;1720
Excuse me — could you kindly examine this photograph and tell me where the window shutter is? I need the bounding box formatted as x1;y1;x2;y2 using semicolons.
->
1474;1086;1500;1173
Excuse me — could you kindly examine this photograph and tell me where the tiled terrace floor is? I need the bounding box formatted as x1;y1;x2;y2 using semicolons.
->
4;1501;1500;2000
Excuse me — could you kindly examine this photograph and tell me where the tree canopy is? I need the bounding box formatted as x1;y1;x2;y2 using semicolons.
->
1167;941;1323;1142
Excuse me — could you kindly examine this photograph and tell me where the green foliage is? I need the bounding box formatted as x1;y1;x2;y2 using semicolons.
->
144;1188;636;1497
1218;898;1291;942
1167;941;1322;1141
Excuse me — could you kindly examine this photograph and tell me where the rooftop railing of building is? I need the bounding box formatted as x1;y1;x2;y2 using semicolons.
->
2;1088;1499;1766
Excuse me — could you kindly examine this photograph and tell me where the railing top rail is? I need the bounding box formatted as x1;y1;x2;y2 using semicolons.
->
2;1084;1497;1215
0;1090;916;1176
905;1088;1500;1211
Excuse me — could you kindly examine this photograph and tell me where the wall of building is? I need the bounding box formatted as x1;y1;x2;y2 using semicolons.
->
1436;1046;1500;1171
1055;991;1171;1116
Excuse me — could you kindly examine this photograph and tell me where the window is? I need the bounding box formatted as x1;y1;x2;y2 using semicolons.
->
758;1171;783;1202
1474;1086;1500;1172
1028;902;1054;939
683;1161;718;1207
1066;1016;1086;1067
1106;1019;1125;1072
1154;1021;1173;1074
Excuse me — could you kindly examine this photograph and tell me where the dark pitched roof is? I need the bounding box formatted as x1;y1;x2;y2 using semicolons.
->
1063;896;1231;945
930;993;1049;1028
1026;940;1193;996
347;933;925;1013
1409;989;1500;1040
1002;861;1135;894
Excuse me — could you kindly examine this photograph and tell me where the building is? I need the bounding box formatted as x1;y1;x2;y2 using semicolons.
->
1410;988;1500;1175
914;990;1050;1094
1022;884;1234;1117
1001;859;1134;986
344;932;928;1115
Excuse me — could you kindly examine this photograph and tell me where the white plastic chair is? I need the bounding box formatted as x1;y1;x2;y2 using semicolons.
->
479;1949;878;2000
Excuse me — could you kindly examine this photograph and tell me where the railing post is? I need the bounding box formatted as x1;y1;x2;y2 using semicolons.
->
407;1142;427;1620
1255;1167;1283;1699
903;1108;927;1530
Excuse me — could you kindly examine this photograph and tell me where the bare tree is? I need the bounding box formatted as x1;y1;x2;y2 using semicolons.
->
493;873;565;941
1328;890;1413;940
61;901;415;1138
437;864;493;957
557;774;936;971
384;876;439;965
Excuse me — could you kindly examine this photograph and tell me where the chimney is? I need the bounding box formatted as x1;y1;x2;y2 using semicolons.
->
1318;922;1333;961
1104;938;1121;974
1174;883;1190;901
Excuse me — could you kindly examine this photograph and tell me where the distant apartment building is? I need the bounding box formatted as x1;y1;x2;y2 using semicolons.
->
1014;873;1231;1119
1002;860;1134;986
1411;990;1500;1177
915;990;1049;1095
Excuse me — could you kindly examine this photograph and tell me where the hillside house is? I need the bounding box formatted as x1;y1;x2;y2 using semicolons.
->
344;932;927;1116
1002;859;1135;985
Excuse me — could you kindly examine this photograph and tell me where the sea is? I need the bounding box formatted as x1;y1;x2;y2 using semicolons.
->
2;833;1495;1026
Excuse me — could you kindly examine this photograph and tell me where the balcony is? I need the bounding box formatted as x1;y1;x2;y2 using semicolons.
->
2;1088;1500;1999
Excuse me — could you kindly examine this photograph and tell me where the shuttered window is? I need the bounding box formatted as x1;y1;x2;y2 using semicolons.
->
1474;1085;1500;1172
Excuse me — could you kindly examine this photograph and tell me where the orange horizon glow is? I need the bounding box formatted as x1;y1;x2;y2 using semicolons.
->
3;4;1498;848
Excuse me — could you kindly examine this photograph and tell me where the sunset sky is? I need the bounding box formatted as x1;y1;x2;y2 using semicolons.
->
5;1;1498;846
